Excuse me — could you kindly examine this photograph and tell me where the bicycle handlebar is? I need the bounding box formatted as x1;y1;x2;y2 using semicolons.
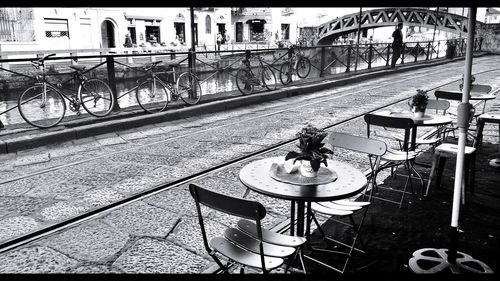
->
31;53;56;69
143;61;164;72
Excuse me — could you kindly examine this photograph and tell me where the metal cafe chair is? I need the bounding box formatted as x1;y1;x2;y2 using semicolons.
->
393;99;451;153
308;132;387;273
364;113;422;208
435;90;479;143
189;183;307;274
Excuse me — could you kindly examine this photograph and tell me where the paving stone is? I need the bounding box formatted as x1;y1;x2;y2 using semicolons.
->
109;175;168;196
14;153;51;167
118;130;147;141
0;196;55;220
0;246;78;273
106;151;181;166
143;185;200;217
68;264;124;273
72;187;125;210
191;176;247;199
0;216;41;243
39;219;129;262
0;177;47;197
36;201;88;222
96;136;128;146
113;237;210;273
102;200;179;238
167;216;226;258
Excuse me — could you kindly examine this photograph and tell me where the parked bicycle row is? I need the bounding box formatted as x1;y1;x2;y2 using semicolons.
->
13;46;311;129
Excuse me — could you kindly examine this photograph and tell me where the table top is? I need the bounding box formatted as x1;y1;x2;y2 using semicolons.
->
470;93;496;101
374;110;453;127
239;157;367;202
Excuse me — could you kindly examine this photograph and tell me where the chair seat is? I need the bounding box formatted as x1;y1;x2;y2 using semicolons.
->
224;228;296;258
237;220;306;247
311;202;353;216
210;237;284;270
435;143;476;155
317;201;364;211
393;134;441;145
332;199;371;207
382;148;417;161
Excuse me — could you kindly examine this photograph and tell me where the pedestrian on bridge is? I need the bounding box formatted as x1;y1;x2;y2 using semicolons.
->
391;22;404;68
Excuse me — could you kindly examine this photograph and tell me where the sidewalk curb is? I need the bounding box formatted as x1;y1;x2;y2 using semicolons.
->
0;53;488;154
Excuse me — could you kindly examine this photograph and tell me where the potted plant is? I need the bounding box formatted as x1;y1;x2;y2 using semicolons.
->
285;125;333;177
409;89;428;118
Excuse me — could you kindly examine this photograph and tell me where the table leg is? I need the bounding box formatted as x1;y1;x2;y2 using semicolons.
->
296;201;305;237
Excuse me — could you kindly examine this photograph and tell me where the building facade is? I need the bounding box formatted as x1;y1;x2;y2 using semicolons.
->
0;7;300;54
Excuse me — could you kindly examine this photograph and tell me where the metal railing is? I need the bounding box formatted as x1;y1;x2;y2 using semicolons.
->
0;38;484;128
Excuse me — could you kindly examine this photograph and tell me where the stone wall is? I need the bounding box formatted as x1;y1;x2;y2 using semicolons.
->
478;23;500;54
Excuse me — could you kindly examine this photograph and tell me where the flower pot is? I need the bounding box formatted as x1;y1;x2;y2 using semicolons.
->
412;106;425;118
300;161;318;178
413;111;425;118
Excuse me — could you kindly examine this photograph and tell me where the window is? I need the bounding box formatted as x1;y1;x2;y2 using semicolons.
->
205;15;211;34
44;18;69;38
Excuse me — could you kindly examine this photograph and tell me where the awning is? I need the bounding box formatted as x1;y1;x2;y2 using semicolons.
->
125;14;163;21
246;19;267;24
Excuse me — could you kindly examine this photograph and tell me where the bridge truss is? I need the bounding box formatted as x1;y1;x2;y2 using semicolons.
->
317;8;482;43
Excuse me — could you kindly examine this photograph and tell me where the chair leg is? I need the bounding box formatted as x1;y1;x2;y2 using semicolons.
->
426;153;439;197
436;156;447;189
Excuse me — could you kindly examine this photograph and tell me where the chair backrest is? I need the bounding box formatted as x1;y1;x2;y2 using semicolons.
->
328;132;387;201
426;99;450;114
435;90;462;101
364;113;414;151
470;84;492;94
328;132;387;156
189;183;266;220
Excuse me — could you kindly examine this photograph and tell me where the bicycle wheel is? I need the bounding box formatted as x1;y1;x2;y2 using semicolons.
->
279;61;293;85
235;68;254;95
18;84;66;128
176;72;202;105
136;78;170;113
296;57;311;78
261;66;277;91
80;78;115;117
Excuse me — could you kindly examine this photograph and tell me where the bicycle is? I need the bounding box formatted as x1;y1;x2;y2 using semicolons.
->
235;55;277;95
136;61;202;113
279;45;311;85
18;53;115;128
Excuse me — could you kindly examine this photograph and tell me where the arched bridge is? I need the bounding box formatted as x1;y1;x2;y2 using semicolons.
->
317;8;484;44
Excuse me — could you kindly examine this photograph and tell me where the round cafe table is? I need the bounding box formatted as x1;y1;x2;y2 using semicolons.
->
374;110;452;151
239;156;367;237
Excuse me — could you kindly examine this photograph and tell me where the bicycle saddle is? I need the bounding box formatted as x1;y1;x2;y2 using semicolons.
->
166;63;180;68
70;65;86;72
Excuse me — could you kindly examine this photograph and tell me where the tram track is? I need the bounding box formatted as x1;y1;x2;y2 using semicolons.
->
0;64;498;254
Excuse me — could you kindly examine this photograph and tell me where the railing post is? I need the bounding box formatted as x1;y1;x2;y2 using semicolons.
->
386;43;391;67
414;43;418;62
106;55;120;110
319;46;326;77
367;44;373;69
245;49;251;62
346;45;351;73
426;42;431;60
436;42;440;58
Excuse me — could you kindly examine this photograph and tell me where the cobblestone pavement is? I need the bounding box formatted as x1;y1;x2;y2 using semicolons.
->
0;56;499;273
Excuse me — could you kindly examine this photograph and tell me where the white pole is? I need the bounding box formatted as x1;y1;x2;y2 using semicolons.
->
448;7;476;263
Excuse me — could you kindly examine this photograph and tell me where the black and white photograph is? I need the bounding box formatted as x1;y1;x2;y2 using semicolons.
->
0;5;499;277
